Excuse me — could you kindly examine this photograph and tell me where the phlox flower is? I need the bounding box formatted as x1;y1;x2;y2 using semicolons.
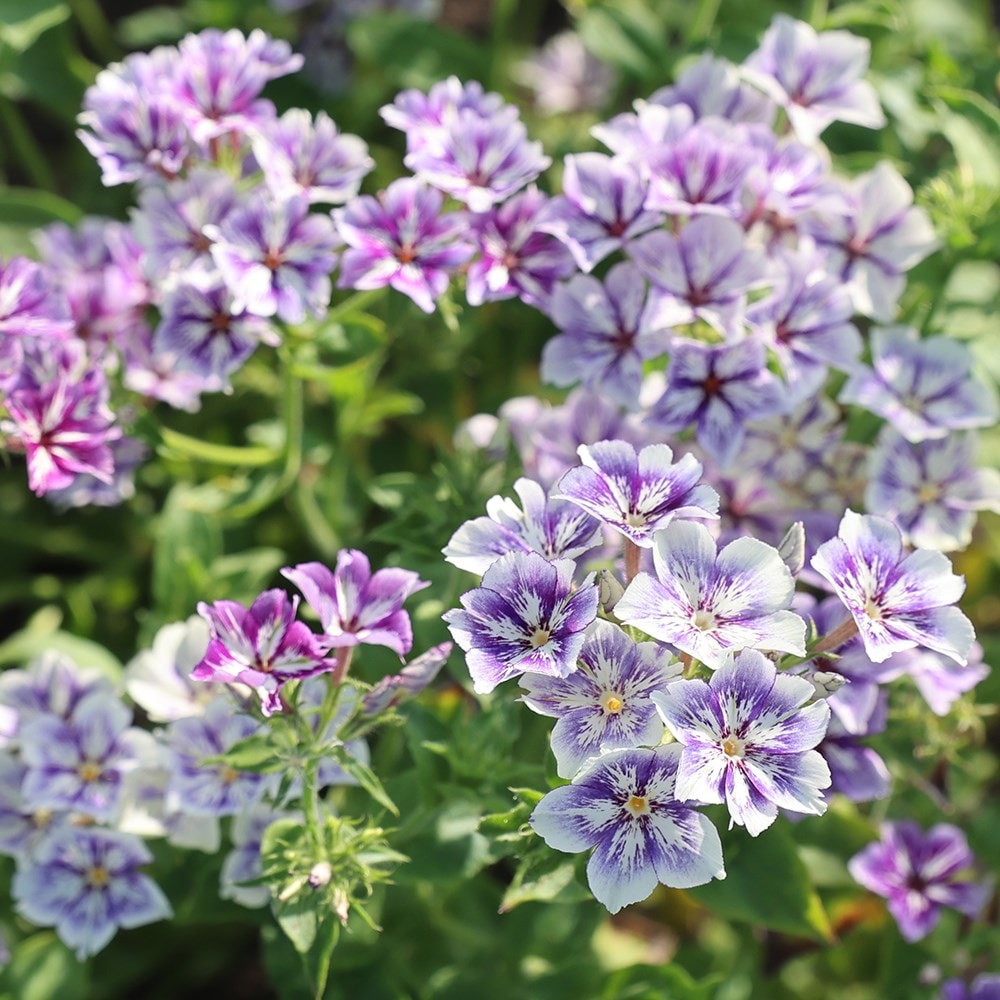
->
651;649;831;835
553;440;719;547
221;803;299;908
650;53;775;125
520;619;680;778
361;642;453;716
530;744;725;913
849;821;990;942
513;31;615;116
742;14;885;142
615;520;806;669
443;477;602;577
193;589;335;715
443;551;598;694
13;827;172;958
334;178;475;313
281;551;428;658
811;510;975;665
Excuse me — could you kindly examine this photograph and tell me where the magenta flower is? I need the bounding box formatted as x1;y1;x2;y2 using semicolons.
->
12;827;172;959
530;744;725;913
520;619;680;778
615;520;806;668
281;551;429;658
553;440;719;547
849;821;990;942
811;510;975;665
743;14;886;142
334;178;474;313
443;551;598;694
193;590;335;715
651;649;831;835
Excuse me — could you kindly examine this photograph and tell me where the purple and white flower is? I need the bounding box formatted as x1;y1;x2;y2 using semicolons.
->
742;14;885;142
520;619;680;778
650;53;775;125
443;551;598;694
443;477;602;576
840;327;997;443
553;440;719;547
193;589;335;715
819;689;891;803
334;178;475;313
615;520;806;668
651;649;831;835
361;642;453;716
282;551;428;658
221;803;299;908
514;31;615;116
12;826;172;958
811;510;975;665
849;821;990;942
530;744;725;912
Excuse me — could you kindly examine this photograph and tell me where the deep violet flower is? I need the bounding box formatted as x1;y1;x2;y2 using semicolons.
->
615;520;806;668
553;440;719;547
12;827;172;958
443;551;598;694
651;649;831;835
334;178;475;313
193;590;335;715
811;510;975;665
849;821;990;942
281;551;429;658
530;744;725;912
520;619;680;778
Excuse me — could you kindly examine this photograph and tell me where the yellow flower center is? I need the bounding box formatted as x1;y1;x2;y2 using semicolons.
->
602;693;624;714
692;609;716;631
76;761;102;783
625;511;647;527
864;597;884;621
917;483;940;503
86;866;110;888
218;765;240;785
722;736;745;758
625;794;650;816
33;808;53;829
529;628;551;649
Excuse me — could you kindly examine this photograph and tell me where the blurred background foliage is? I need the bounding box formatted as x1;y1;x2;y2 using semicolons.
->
0;0;997;997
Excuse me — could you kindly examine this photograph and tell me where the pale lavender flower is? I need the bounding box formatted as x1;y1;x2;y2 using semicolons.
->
381;76;508;154
443;477;602;576
820;689;891;803
164;697;269;815
282;551;428;657
193;590;335;715
539;154;663;272
361;642;452;716
173;28;303;144
19;693;156;821
334;178;474;313
12;826;172;958
220;803;298;908
643;119;762;218
748;251;862;404
616;520;806;668
849;821;990;942
443;552;598;694
592;102;693;165
630;215;769;337
3;340;120;496
0;752;71;859
514;31;615;116
540;263;667;407
530;744;725;912
651;649;830;835
122;326;214;413
207;192;338;324
877;642;990;717
866;428;1000;552
811;510;975;665
841;327;997;442
465;187;575;309
742;395;843;486
405;108;550;213
520;619;680;778
252;109;373;205
743;15;885;142
806;163;937;321
130;168;238;276
554;440;719;547
154;273;280;386
650;53;774;125
646;338;786;468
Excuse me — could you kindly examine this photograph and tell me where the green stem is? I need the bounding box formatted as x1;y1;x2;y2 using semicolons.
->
804;0;828;28
68;0;120;64
0;98;56;191
686;0;721;43
324;287;386;326
159;427;280;467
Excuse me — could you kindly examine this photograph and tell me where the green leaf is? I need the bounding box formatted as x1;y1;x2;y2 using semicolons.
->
599;964;721;1000
208;732;282;773
0;607;122;679
687;821;835;943
335;749;399;817
3;933;88;1000
0;0;69;52
498;851;582;913
0;184;83;256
